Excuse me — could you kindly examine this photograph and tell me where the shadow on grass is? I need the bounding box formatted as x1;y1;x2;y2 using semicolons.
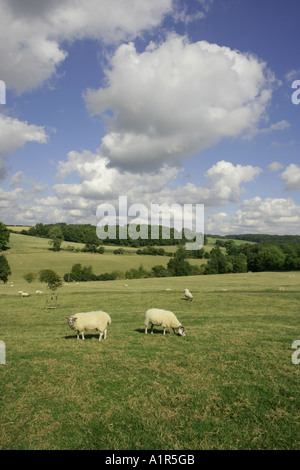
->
64;334;103;340
135;328;176;335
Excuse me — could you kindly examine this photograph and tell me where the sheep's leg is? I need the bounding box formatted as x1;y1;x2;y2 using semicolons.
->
163;327;166;335
99;332;103;341
104;328;107;340
145;326;148;334
77;331;80;340
150;324;154;334
81;331;85;340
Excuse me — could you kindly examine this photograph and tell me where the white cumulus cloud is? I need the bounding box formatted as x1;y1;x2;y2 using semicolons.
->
0;114;48;154
207;196;300;234
0;0;173;94
85;34;276;171
280;163;300;190
0;113;48;182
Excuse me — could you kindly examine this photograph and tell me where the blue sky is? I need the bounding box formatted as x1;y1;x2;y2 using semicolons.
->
0;0;299;234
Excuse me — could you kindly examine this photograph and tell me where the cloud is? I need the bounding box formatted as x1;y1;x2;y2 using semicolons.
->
285;68;300;82
207;196;300;235
244;119;290;139
0;0;173;94
0;114;48;182
198;160;262;206
280;164;300;190
0;114;48;155
268;161;284;172
261;120;290;133
0;156;9;183
271;140;295;148
56;149;180;203
85;34;276;171
14;152;260;225
0;148;264;226
10;171;26;188
55;152;261;206
0;176;48;223
172;0;213;24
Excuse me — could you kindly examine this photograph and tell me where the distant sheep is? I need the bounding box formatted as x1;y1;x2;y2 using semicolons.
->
35;290;43;294
144;308;186;336
184;289;193;301
66;310;112;341
19;291;30;297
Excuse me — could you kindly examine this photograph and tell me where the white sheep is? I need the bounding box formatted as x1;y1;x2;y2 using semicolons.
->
19;291;30;297
184;289;193;301
144;308;186;336
35;290;43;294
66;310;112;341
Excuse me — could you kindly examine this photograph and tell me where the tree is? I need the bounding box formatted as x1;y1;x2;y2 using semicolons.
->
48;226;63;251
83;232;101;252
225;240;238;256
241;244;286;272
228;254;248;273
167;246;192;276
39;269;63;291
0;222;10;250
151;265;169;277
0;255;11;283
24;272;37;283
204;245;233;275
70;263;83;281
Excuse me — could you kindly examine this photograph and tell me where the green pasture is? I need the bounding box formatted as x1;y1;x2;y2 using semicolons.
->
3;233;205;291
206;236;255;246
0;233;299;450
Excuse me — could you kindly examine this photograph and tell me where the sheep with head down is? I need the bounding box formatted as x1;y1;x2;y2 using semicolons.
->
66;310;111;341
184;289;193;301
144;308;186;336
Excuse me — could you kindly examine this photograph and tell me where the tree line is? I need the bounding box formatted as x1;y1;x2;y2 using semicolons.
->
204;241;300;274
19;222;208;248
63;246;204;282
208;233;300;245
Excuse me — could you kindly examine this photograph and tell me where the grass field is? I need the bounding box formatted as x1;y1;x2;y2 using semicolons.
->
3;233;206;291
0;234;299;450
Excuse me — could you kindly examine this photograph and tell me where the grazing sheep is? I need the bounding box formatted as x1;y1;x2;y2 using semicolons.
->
144;308;186;336
66;311;111;341
184;289;193;301
19;291;30;297
35;290;43;294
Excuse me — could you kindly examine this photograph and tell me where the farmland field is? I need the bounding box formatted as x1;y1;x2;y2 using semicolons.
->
0;234;299;450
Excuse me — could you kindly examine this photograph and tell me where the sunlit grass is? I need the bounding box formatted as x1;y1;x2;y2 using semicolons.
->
0;233;299;449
